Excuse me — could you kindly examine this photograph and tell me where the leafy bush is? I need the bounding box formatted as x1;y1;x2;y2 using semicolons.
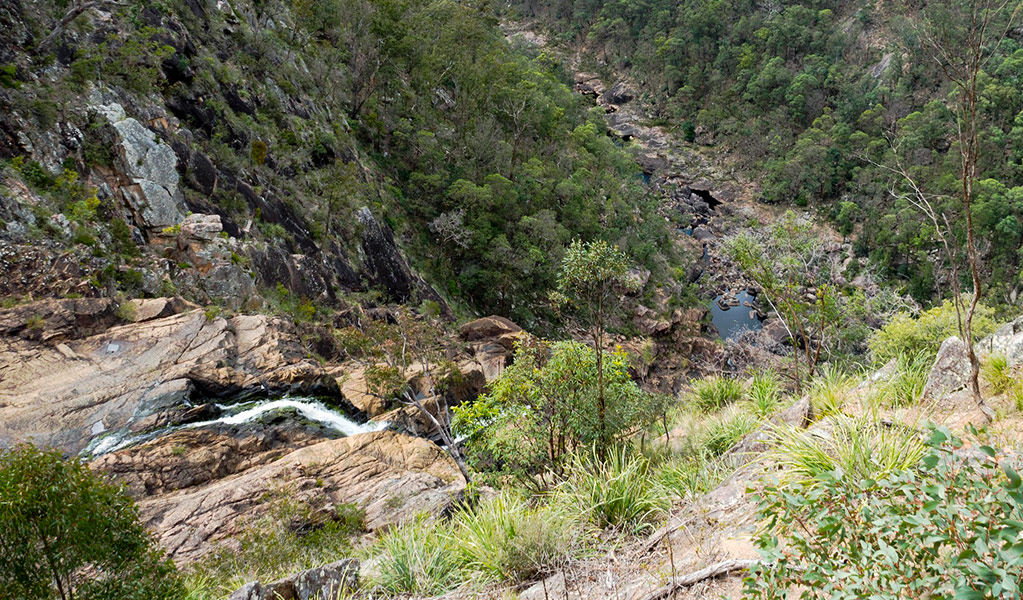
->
453;493;575;582
0;443;182;600
455;340;663;490
869;299;997;365
747;428;1023;599
559;447;669;533
688;375;745;412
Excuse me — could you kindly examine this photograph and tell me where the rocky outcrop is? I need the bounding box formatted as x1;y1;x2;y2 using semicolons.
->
0;298;339;454
458;315;525;383
922;336;972;401
229;560;358;600
103;429;464;562
95;100;186;230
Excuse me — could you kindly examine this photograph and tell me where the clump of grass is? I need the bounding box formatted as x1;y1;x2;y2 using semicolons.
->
689;376;745;412
656;453;729;501
372;515;459;595
701;407;759;456
453;493;575;583
189;499;365;597
981;353;1013;395
1008;381;1023;413
559;447;669;534
746;369;782;417
769;416;926;487
882;352;929;408
808;365;854;418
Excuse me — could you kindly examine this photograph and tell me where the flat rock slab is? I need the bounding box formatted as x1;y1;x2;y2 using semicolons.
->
123;430;463;562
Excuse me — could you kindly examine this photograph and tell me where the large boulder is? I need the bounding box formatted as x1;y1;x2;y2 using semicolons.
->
229;560;359;600
356;206;416;303
922;336;972;401
978;316;1023;370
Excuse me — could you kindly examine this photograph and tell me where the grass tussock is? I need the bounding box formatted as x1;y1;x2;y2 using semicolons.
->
453;493;576;582
559;447;669;534
808;365;855;418
981;353;1014;395
689;375;745;412
745;369;783;417
769;416;926;487
373;515;459;595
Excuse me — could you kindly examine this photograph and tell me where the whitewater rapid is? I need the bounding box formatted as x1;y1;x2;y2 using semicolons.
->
85;396;388;456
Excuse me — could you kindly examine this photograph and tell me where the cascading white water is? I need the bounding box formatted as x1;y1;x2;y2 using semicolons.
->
86;396;388;457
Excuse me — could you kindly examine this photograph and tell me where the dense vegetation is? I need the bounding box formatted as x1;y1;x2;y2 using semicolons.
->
514;0;1023;304
3;0;675;324
0;444;182;600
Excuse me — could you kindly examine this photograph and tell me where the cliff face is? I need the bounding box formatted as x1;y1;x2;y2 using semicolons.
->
0;0;446;315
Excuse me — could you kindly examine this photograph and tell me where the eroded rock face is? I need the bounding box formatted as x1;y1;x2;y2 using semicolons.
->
95;101;186;229
112;430;463;562
0;298;338;453
922;336;972;401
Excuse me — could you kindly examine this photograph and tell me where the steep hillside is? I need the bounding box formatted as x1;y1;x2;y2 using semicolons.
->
0;0;677;326
513;0;1023;305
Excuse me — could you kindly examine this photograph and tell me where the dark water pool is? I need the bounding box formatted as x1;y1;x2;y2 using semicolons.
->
710;290;763;341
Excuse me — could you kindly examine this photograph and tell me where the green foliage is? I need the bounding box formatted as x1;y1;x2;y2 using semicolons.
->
0;443;182;600
558;447;669;534
807;364;855;418
372;516;458;595
879;352;930;408
688;375;745;412
745;369;783;417
454;339;663;490
768;416;926;488
250;140;268;166
701;407;759;456
452;493;576;582
747;428;1023;598
191;497;364;597
869;299;998;364
981;352;1013;394
0;63;18;88
656;453;728;501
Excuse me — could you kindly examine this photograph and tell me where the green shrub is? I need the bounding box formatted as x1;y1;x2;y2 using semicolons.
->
372;515;458;595
455;340;661;491
559;447;669;533
688;375;745;412
746;428;1023;599
453;493;575;582
0;443;183;600
868;299;997;365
